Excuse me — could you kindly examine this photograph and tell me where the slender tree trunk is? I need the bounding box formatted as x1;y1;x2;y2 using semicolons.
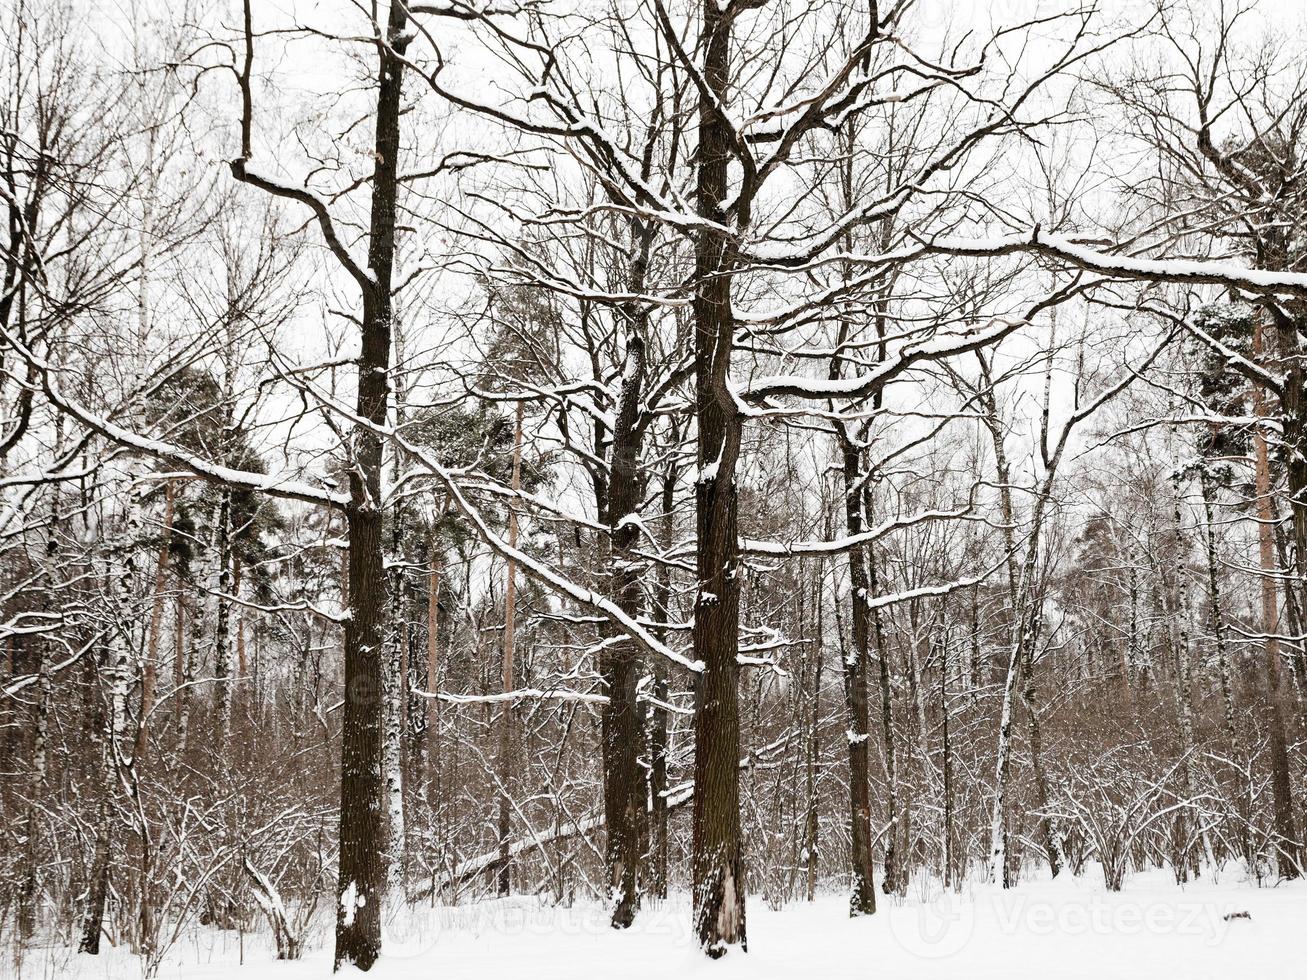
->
385;436;407;895
941;628;954;889
137;481;174;760
425;551;440;781
235;553;247;678
647;457;676;898
212;488;233;742
1273;524;1307;702
805;567;824;903
18;645;49;941
866;544;900;894
1124;557;1139;703
497;400;524;896
836;434;878;915
1199;471;1238;746
1019;626;1060;878
1252;318;1301;878
81;544;134;954
174;593;192;752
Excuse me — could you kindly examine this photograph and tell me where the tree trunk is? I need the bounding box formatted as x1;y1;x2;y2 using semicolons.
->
1019;625;1060;878
837;434;878;914
212;488;233;742
647;456;676;899
333;4;409;967
81;547;133;955
497;400;524;896
1199;470;1238;747
78;800;112;955
602;317;647;928
805;569;825;903
1252;317;1301;879
690;0;745;955
941;630;954;889
136;480;174;760
425;552;440;781
18;645;49;941
173;593;192;752
385;444;407;896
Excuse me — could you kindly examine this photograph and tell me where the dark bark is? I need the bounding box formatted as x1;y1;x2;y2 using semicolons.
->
647;457;676;898
941;634;954;889
1019;628;1060;878
690;0;745;955
602;322;647;928
212;488;233;740
230;4;407;960
1251;316;1301;880
497;401;524;897
867;544;900;893
332;4;410;967
836;433;878;915
78;801;112;955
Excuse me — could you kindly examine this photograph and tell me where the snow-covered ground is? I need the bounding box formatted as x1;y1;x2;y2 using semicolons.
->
11;868;1303;979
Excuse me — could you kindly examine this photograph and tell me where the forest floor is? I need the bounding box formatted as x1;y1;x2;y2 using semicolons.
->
13;867;1304;979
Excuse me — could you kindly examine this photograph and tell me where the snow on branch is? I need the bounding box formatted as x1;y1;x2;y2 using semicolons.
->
0;330;345;510
742;501;979;556
743;317;1026;402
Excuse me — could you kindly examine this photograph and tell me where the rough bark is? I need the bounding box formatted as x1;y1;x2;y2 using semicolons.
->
690;0;746;955
836;433;878;915
647;457;676;898
601;317;647;928
331;4;410;966
866;543;901;893
497;400;524;896
1252;317;1302;878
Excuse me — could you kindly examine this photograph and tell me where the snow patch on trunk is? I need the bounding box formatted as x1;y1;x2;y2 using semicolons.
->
340;880;364;927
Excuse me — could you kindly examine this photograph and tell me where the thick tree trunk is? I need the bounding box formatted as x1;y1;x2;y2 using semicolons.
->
333;5;409;968
602;322;647;928
690;0;746;955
